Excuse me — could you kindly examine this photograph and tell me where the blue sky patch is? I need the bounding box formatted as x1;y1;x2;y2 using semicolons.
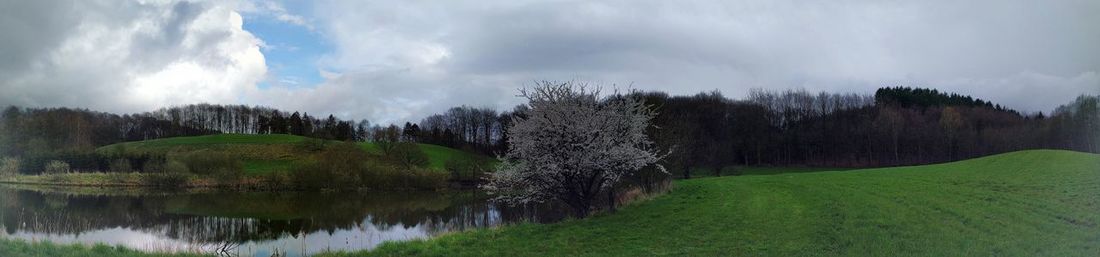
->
243;11;329;89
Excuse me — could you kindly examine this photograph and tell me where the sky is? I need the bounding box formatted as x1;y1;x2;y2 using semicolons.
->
0;0;1097;124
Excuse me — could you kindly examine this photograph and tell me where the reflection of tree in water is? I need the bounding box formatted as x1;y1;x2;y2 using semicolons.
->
0;188;564;245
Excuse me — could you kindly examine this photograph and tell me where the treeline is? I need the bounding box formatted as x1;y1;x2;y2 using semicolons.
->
0;106;215;155
0;104;375;156
146;104;360;141
640;88;1098;178
2;87;1097;177
415;106;513;154
0;103;515;157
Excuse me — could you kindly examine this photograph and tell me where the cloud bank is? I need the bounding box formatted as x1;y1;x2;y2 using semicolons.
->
1;0;1097;124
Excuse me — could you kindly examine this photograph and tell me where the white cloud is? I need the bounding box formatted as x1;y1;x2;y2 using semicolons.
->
0;0;266;114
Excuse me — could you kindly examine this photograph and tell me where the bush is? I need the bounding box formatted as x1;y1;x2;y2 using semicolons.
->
44;160;70;175
106;172;130;184
165;160;189;174
142;172;189;188
262;172;290;190
297;137;327;152
358;162;447;190
143;160;191;188
143;159;166;173
292;142;367;189
109;159;132;173
176;151;243;178
387;142;429;168
445;157;489;181
45;174;73;184
404;167;448;190
0;157;19;177
290;142;448;190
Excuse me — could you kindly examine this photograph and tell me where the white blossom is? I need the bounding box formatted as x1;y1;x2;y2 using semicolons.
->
484;81;666;217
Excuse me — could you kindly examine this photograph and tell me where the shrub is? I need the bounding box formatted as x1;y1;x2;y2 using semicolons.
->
297;137;327;152
106;172;130;184
45;174;73;184
176;151;243;178
142;172;189;188
358;162;446;190
404;167;448;190
44;160;70;175
445;157;489;181
262;172;290;190
387;142;429;168
292;142;367;189
291;142;447;190
165;160;189;174
109;159;132;173
143;159;166;173
0;157;19;177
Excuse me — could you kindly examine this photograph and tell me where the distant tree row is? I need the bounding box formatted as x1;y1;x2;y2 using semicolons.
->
638;89;1098;178
875;87;1018;113
416;106;515;154
147;104;358;141
0;104;363;156
0;106;215;156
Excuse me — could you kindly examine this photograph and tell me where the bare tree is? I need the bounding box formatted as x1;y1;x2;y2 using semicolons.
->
484;81;666;218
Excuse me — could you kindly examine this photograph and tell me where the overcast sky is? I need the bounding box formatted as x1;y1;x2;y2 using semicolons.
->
1;0;1097;124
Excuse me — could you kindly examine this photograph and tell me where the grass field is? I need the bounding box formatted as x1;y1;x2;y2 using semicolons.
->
322;149;1100;256
3;150;1097;256
95;134;485;173
0;239;209;257
683;166;856;178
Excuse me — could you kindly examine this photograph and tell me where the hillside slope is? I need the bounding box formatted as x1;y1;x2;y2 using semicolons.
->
96;134;486;174
329;150;1100;257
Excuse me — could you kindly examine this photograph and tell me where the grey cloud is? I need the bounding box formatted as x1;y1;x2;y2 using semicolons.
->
0;1;80;75
301;0;1098;123
1;0;1097;124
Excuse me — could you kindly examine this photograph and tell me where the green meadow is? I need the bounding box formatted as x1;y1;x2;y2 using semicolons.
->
325;150;1100;256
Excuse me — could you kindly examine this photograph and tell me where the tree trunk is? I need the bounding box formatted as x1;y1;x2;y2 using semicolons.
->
574;202;590;218
607;189;617;213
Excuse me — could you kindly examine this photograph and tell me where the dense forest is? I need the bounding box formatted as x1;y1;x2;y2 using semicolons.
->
1;87;1097;177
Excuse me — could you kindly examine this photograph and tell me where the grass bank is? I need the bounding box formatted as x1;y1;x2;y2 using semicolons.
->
96;134;487;174
0;239;209;257
0;134;493;189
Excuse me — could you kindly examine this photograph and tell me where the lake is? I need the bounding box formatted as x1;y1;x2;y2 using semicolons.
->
0;185;561;256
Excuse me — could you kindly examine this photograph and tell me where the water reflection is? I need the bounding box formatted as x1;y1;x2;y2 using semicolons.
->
0;186;562;256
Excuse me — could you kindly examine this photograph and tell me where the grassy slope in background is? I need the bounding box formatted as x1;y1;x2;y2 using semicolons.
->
94;134;485;174
324;150;1100;257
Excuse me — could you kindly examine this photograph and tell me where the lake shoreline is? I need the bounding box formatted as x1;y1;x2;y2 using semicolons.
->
0;173;477;192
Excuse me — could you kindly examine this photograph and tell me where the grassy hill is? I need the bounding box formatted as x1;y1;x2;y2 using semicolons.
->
95;134;487;174
321;150;1100;256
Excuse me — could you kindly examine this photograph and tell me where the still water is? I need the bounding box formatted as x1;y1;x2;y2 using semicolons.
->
0;185;560;256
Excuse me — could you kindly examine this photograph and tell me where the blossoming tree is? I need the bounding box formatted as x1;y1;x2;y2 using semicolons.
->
485;81;665;218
